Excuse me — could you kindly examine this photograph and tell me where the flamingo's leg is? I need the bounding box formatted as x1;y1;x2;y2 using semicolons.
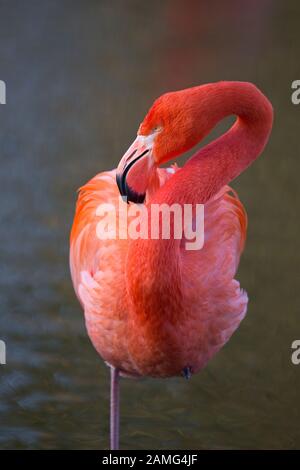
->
110;366;120;450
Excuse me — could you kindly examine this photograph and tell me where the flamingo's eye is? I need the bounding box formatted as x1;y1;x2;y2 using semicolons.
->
152;125;162;133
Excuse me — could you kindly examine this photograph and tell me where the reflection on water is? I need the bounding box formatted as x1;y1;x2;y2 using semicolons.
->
0;0;300;449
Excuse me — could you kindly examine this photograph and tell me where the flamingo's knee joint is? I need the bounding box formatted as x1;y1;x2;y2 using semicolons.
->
182;366;192;380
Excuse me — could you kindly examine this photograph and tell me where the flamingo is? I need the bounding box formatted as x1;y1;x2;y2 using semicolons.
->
70;81;273;450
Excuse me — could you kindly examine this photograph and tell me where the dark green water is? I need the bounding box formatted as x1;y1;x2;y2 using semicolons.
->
0;0;300;449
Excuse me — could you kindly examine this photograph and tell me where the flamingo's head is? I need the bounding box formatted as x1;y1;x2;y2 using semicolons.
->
116;87;205;203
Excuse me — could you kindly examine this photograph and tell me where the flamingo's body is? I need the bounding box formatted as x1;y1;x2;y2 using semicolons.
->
70;171;247;377
70;81;273;447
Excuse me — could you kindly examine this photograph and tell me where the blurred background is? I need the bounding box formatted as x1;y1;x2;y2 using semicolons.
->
0;0;299;449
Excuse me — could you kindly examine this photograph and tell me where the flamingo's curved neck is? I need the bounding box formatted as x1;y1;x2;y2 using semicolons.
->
155;81;273;206
127;82;273;315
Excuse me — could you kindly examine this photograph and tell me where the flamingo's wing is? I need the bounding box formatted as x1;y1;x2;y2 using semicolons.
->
70;170;122;293
70;170;135;369
182;185;248;366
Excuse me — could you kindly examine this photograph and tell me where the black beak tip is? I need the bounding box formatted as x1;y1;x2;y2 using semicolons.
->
116;148;149;204
125;182;145;204
116;173;145;204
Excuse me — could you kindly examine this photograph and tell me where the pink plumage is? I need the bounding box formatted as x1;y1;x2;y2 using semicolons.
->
69;81;273;448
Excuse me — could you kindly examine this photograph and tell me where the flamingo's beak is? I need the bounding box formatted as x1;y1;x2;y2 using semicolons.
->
116;135;155;203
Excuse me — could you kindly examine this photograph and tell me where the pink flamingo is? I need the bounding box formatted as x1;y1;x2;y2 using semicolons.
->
70;81;273;449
